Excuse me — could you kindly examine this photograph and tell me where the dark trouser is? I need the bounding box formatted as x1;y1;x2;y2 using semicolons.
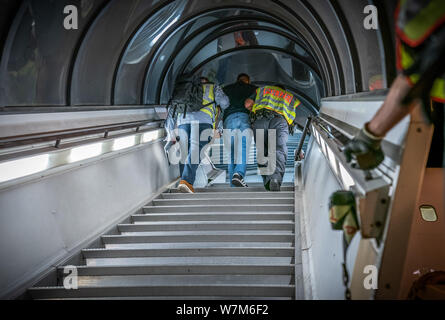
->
178;123;213;186
223;112;252;185
253;115;289;186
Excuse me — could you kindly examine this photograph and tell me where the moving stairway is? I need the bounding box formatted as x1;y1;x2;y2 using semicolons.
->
28;183;300;300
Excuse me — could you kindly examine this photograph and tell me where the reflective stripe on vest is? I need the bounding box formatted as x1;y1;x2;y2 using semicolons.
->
396;0;445;47
252;86;301;125
200;83;217;127
396;38;445;102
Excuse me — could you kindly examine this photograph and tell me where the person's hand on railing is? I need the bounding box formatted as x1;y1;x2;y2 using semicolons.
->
213;129;222;139
343;123;384;170
245;98;254;111
164;133;178;157
295;150;305;161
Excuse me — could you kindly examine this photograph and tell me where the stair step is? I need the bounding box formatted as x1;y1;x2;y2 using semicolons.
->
82;247;295;259
210;182;294;188
102;232;293;244
132;212;295;222
63;275;294;287
85;256;294;267
159;191;294;199
28;178;298;300
143;204;294;213
29;285;295;299
152;198;293;206
38;296;292;300
118;221;294;232
168;186;293;193
104;242;294;249
57;264;295;276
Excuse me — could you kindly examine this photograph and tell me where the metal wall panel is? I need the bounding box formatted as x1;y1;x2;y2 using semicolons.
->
0;140;178;299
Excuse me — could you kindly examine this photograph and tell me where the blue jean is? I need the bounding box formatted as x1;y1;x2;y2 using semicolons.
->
223;112;252;186
178;123;213;186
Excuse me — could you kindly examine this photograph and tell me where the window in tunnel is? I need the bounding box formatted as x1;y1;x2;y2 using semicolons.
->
149;29;321;105
138;9;303;105
120;0;188;66
114;0;188;104
183;30;311;77
0;0;106;107
118;7;291;104
159;49;323;109
181;9;273;38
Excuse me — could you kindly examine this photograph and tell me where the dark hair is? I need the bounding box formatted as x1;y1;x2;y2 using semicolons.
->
273;83;286;90
237;73;250;81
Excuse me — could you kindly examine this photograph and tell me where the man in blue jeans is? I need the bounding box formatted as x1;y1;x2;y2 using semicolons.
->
223;74;258;187
165;77;229;193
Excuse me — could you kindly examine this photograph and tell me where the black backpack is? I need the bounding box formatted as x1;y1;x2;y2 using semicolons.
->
168;74;215;118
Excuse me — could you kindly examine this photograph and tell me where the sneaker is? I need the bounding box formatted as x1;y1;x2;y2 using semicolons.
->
231;173;248;187
178;180;194;193
269;179;281;192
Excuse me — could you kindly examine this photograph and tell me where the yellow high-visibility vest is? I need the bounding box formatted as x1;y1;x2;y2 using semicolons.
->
252;86;301;125
200;83;217;128
396;0;445;47
396;0;445;102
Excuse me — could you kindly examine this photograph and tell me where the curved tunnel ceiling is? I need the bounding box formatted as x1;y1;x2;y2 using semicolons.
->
0;0;397;115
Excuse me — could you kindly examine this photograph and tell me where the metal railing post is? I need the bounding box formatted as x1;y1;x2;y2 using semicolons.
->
295;117;312;161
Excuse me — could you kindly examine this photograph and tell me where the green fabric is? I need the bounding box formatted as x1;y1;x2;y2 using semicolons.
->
399;0;445;44
329;191;359;245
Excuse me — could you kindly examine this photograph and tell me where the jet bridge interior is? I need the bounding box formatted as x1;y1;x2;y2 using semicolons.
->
0;0;444;300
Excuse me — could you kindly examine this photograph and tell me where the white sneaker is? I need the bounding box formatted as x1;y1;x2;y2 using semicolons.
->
178;180;194;193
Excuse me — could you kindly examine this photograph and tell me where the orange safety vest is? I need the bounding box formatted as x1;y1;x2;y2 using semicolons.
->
252;86;301;125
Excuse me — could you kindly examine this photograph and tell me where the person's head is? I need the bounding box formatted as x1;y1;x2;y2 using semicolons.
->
200;76;209;83
237;73;250;84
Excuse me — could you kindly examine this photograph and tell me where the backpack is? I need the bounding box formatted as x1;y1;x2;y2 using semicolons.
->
168;74;215;119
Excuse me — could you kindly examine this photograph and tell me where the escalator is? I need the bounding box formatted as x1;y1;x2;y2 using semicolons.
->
1;0;444;301
28;183;299;300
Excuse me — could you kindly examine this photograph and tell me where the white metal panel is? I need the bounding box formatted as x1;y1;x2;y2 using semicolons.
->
0;108;159;138
0;140;178;299
321;100;410;147
301;138;346;299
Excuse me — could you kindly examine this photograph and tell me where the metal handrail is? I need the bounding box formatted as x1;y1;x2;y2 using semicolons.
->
0;119;164;149
295;117;312;161
311;116;391;241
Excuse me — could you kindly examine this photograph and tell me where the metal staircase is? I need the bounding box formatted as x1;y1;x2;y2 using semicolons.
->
28;183;299;300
